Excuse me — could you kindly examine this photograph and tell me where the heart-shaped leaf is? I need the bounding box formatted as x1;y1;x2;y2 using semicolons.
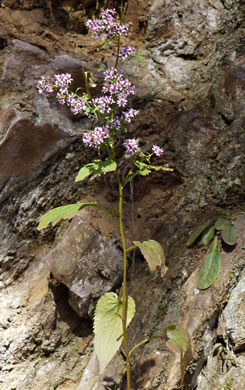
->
197;237;221;290
221;224;237;246
186;220;213;247
165;325;190;354
94;292;136;373
214;217;230;231
37;202;98;230
201;226;215;245
133;240;168;277
76;158;116;182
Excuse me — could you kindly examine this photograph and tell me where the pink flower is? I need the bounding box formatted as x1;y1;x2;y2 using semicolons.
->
123;138;140;156
152;145;164;156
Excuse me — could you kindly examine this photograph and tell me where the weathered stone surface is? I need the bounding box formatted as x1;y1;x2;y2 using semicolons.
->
44;213;123;318
216;56;245;121
0;1;244;389
218;272;245;351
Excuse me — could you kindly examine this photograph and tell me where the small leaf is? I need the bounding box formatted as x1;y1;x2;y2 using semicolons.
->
131;54;144;62
76;158;116;182
214;217;230;231
230;210;245;218
197;237;221;290
97;67;108;72
201;226;215;245
221;224;237;245
133;240;168;277
37;202;98;230
134;161;173;176
186;220;213;247
94;292;136;373
165;325;190;354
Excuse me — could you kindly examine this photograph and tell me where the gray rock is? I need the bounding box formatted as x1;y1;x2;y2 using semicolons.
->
218;270;245;351
44;213;123;319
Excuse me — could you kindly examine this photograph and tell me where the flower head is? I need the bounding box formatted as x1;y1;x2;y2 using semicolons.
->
123;108;139;122
86;9;128;40
37;76;55;94
103;67;135;107
118;46;136;60
152;145;164;157
82;126;110;149
123;138;140;157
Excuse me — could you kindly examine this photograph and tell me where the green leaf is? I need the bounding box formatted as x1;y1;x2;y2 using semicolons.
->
230;210;245;218
201;226;215;245
94;292;136;373
37;202;98;230
131;54;144;62
134;161;173;176
221;224;237;245
97;67;108;72
197;237;221;290
75;158;117;182
186;220;213;247
133;240;168;277
165;325;190;354
214;217;230;231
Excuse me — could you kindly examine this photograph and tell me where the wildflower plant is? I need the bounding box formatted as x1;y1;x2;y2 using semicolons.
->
36;5;184;390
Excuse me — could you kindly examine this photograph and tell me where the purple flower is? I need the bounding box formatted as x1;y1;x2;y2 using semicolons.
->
82;126;110;148
118;46;136;60
92;96;115;113
152;145;164;156
54;73;73;88
37;76;55;94
123;138;140;157
56;92;66;105
123;108;139;122
86;9;128;40
66;93;87;115
102;67;135;107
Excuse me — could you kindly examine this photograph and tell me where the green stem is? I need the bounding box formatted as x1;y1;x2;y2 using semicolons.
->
115;35;121;69
117;174;131;390
126;245;137;254
128;336;160;359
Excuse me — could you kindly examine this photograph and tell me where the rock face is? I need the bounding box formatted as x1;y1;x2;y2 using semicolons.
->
0;1;244;389
44;213;123;319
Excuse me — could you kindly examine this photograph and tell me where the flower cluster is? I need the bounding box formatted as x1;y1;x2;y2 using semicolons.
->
92;96;115;114
37;76;55;94
37;74;73;96
66;94;87;115
103;67;135;107
152;145;164;156
118;46;136;60
123;138;140;157
82;126;110;148
123;108;139;123
86;9;128;39
37;10;163;162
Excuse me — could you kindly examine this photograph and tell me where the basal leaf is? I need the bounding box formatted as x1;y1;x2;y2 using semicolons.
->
201;226;215;245
186;220;213;247
75;158;116;182
165;325;191;354
133;240;168;277
197;237;221;290
230;210;245;218
37;202;98;230
221;224;237;246
94;292;136;373
214;217;230;231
